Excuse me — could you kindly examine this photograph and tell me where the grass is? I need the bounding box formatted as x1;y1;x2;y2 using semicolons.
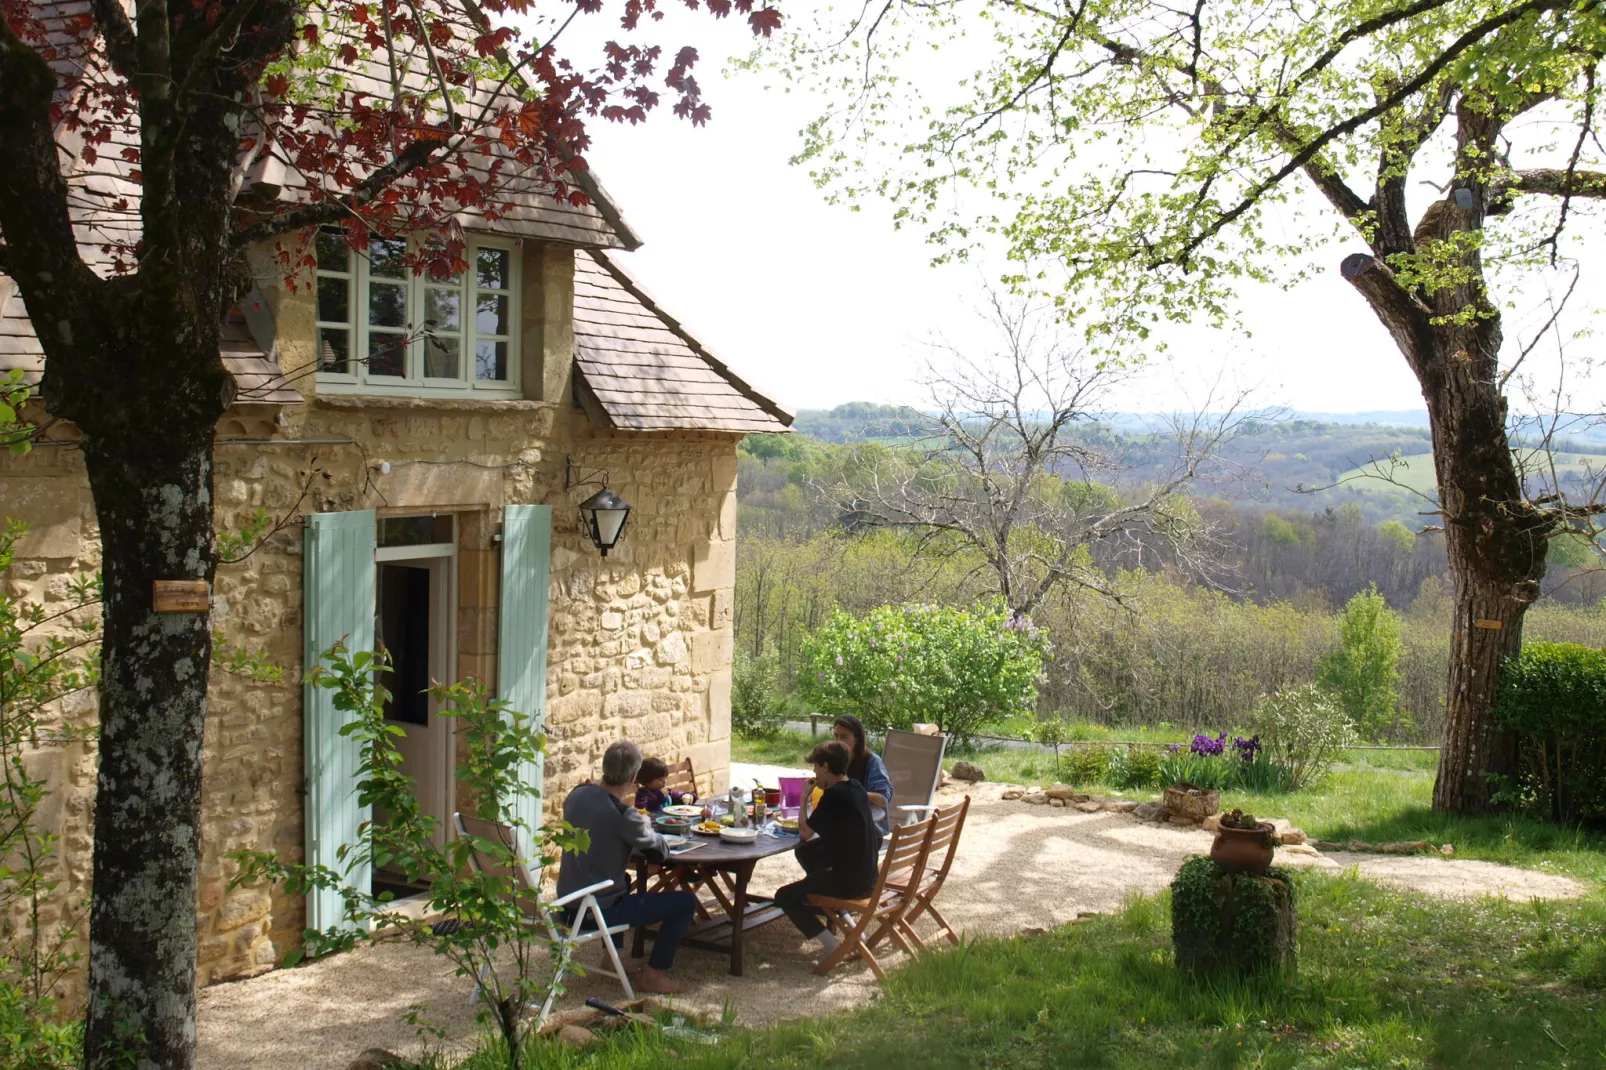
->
732;730;1606;884
446;871;1606;1069
1337;449;1606;495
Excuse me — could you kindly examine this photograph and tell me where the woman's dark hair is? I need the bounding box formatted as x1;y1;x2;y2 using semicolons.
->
636;756;668;785
833;714;870;783
807;740;851;777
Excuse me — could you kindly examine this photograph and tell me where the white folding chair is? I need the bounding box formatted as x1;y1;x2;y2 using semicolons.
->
453;813;635;1021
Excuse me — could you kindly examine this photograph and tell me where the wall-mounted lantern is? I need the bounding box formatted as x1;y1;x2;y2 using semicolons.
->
566;457;632;557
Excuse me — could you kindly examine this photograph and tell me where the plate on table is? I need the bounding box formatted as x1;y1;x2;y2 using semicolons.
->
719;827;759;844
692;821;724;836
664;805;703;818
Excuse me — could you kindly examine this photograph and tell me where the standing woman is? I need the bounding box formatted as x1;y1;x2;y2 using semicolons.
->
832;714;893;835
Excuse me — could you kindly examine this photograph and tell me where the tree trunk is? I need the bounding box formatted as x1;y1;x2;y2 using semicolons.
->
1342;249;1548;814
80;427;217;1069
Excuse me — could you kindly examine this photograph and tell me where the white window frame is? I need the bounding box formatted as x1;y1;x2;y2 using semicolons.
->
314;232;522;399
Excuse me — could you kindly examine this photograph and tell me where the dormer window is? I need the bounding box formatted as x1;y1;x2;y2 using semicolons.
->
314;230;520;397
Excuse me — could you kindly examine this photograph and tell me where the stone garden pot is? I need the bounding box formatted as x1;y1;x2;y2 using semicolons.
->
1210;822;1277;875
1162;782;1221;822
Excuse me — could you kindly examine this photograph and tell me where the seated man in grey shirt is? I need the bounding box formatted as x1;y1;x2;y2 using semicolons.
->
557;740;698;995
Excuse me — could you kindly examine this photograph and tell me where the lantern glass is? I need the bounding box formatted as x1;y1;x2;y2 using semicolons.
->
579;487;631;556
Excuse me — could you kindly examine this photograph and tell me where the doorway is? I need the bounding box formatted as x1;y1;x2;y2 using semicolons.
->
372;522;456;901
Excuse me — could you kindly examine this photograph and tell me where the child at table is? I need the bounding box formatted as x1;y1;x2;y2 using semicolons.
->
634;757;697;811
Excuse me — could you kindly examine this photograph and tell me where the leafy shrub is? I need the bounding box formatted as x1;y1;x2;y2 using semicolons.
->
798;602;1050;742
0;976;79;1069
1317;584;1406;740
1491;641;1606;824
1158;749;1239;791
732;643;786;738
1248;685;1356;791
1064;746;1111;786
1108;747;1163;789
0;520;99;1058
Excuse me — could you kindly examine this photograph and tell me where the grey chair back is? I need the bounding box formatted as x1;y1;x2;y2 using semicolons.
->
881;729;947;812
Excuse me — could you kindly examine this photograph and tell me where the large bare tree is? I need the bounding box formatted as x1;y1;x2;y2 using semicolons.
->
821;293;1260;616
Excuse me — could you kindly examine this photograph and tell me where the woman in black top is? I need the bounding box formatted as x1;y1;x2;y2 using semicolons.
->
775;740;882;961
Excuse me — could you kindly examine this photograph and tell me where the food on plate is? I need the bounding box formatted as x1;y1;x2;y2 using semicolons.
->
694;821;723;835
776;817;798;831
718;813;736;827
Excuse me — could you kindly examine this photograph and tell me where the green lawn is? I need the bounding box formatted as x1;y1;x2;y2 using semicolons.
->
455;872;1606;1069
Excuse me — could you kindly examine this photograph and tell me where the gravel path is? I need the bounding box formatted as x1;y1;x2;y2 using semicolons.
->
195;780;1588;1069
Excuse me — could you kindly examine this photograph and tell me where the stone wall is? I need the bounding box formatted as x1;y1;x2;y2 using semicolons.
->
0;238;741;994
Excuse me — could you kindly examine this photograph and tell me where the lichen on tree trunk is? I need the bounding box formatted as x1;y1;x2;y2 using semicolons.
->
80;430;218;1069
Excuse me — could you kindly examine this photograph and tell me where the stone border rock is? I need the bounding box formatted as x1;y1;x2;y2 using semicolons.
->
1308;838;1456;857
994;783;1318;851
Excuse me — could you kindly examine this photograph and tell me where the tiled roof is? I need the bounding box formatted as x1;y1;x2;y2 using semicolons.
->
573;250;792;434
0;3;639;380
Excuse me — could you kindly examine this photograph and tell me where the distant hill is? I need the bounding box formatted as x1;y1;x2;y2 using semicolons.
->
781;403;1606;524
1296;409;1429;427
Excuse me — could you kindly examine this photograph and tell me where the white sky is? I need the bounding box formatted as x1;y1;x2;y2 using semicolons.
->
570;9;1601;418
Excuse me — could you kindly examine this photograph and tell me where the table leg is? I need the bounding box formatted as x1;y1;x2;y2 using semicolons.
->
729;860;755;977
630;858;649;959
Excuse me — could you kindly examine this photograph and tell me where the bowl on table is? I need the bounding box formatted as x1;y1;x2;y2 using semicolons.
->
654;815;691;834
718;827;759;844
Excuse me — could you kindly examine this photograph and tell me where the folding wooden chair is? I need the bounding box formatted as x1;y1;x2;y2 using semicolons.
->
806;814;935;981
880;795;969;951
663;756;698;800
453;813;634;1021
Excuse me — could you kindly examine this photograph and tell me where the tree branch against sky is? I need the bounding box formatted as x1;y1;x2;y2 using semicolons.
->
0;1;777;1065
819;291;1263;617
778;0;1606;813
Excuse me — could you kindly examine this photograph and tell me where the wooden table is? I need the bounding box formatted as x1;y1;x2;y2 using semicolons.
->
631;830;799;977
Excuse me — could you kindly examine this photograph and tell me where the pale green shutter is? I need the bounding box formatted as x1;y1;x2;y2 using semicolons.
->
498;504;552;859
303;509;376;934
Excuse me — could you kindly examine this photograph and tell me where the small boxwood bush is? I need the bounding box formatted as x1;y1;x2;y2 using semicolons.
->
1109;747;1163;789
1065;745;1112;786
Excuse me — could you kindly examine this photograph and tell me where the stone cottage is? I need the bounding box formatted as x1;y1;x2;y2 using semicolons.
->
0;146;790;982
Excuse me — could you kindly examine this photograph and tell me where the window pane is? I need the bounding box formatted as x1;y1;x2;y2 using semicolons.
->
316;229;349;272
475;294;508;336
424;287;460;331
475;340;508;381
368;331;407;377
424;335;460;380
369;281;407;328
317;276;349;324
380;515;454;547
318;327;350;373
476;247;509;290
368;238;407;278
